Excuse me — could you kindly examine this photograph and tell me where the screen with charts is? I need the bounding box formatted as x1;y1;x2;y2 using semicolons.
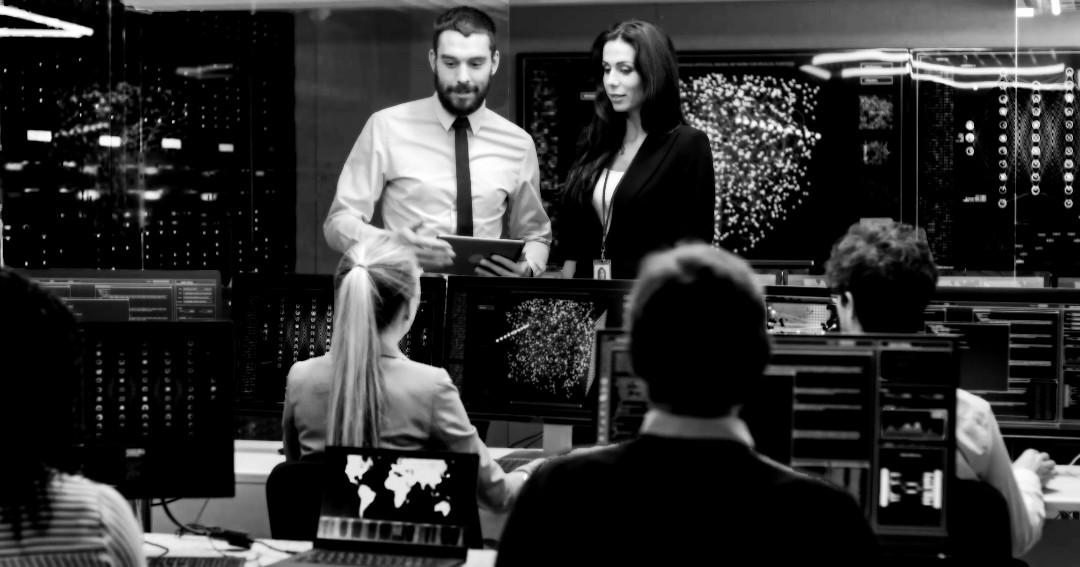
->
926;287;1080;425
770;334;956;542
924;320;1010;392
317;448;477;548
594;330;795;465
230;274;446;439
77;321;234;498
445;277;634;424
595;331;957;543
22;268;220;321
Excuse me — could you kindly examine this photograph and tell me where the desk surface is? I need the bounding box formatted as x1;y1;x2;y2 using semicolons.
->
1046;465;1080;515
143;533;497;567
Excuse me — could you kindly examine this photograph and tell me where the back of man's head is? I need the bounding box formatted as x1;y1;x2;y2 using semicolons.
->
825;221;939;333
629;243;770;417
0;269;83;469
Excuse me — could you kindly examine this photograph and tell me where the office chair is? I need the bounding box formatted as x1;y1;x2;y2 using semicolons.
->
947;479;1030;567
266;460;325;541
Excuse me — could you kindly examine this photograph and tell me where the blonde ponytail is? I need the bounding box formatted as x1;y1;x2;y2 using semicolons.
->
326;234;420;449
327;265;385;447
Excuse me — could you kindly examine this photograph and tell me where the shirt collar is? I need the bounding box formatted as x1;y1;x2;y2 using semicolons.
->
431;92;488;134
639;408;755;447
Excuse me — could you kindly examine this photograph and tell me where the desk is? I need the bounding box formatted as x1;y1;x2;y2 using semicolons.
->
142;533;496;566
149;441;518;541
1045;465;1080;518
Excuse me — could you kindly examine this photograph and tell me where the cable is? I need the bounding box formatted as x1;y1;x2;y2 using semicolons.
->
510;432;543;449
1068;451;1080;466
159;499;209;536
143;539;170;557
151;498;182;507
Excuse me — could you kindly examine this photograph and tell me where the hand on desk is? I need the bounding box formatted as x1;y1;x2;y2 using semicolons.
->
1015;448;1057;487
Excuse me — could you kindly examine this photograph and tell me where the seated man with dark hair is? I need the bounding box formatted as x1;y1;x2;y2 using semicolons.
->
495;243;878;566
825;220;1054;559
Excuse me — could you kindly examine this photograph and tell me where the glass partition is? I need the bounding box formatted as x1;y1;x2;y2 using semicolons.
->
0;0;510;281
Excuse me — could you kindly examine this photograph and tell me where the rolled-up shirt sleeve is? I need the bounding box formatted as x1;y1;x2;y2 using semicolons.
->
324;113;390;254
507;136;552;275
430;371;529;512
956;389;1045;557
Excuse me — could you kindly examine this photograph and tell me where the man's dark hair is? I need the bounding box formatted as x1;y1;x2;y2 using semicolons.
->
432;6;496;55
825;221;939;333
0;268;84;539
629;243;770;417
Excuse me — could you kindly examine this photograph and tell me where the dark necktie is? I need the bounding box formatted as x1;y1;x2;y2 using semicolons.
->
452;116;473;236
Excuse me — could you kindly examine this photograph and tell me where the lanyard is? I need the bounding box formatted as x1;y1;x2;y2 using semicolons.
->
600;168;618;261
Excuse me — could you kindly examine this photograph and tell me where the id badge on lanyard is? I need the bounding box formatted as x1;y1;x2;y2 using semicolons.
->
593;259;612;280
596;169;615;280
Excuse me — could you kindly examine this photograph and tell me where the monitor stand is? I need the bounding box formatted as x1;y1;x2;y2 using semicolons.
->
131;498;152;533
542;424;573;454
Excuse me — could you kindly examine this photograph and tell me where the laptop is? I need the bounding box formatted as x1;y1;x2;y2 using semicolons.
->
276;446;480;567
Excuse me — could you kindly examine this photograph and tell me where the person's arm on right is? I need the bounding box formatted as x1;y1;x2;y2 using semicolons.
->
430;371;539;512
961;392;1046;557
282;367;301;462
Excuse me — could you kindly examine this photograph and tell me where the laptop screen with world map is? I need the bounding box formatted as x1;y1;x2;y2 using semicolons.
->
317;446;479;550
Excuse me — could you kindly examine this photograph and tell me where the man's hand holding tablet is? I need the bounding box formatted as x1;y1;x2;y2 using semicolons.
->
436;235;528;277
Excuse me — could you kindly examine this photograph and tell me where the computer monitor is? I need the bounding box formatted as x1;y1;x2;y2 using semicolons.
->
230;274;446;439
78;321;235;498
444;276;635;426
937;275;1047;289
771;334;957;548
925;321;1010;392
927;287;1080;423
597;330;958;548
22;268;221;322
594;330;795;465
764;285;838;335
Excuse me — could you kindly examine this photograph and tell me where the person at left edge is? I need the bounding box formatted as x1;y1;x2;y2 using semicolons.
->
323;6;552;277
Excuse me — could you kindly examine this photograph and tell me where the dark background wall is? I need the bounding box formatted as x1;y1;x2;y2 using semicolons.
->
293;0;1080;274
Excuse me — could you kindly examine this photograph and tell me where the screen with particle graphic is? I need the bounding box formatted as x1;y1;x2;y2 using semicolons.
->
443;276;634;425
520;50;908;265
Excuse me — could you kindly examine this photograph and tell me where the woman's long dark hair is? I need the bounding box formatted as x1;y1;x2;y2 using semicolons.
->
0;269;84;540
563;20;685;207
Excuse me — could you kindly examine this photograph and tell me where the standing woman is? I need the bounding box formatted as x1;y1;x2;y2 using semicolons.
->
558;20;716;280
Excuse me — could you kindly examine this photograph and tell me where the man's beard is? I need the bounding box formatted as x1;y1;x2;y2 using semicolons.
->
435;74;490;117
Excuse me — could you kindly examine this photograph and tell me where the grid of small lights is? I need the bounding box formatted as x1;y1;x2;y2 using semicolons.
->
1067;68;1076;210
681;73;822;253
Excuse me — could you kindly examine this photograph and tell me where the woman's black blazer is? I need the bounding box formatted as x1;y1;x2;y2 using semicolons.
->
557;124;717;279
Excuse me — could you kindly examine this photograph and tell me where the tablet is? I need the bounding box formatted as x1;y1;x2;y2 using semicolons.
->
436;235;525;276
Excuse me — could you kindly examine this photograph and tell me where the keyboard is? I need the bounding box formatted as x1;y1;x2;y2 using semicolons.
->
300;550;449;566
148;557;246;567
494;449;545;473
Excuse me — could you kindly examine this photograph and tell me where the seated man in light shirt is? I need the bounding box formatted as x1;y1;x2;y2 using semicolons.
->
824;219;1055;558
324;6;551;277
